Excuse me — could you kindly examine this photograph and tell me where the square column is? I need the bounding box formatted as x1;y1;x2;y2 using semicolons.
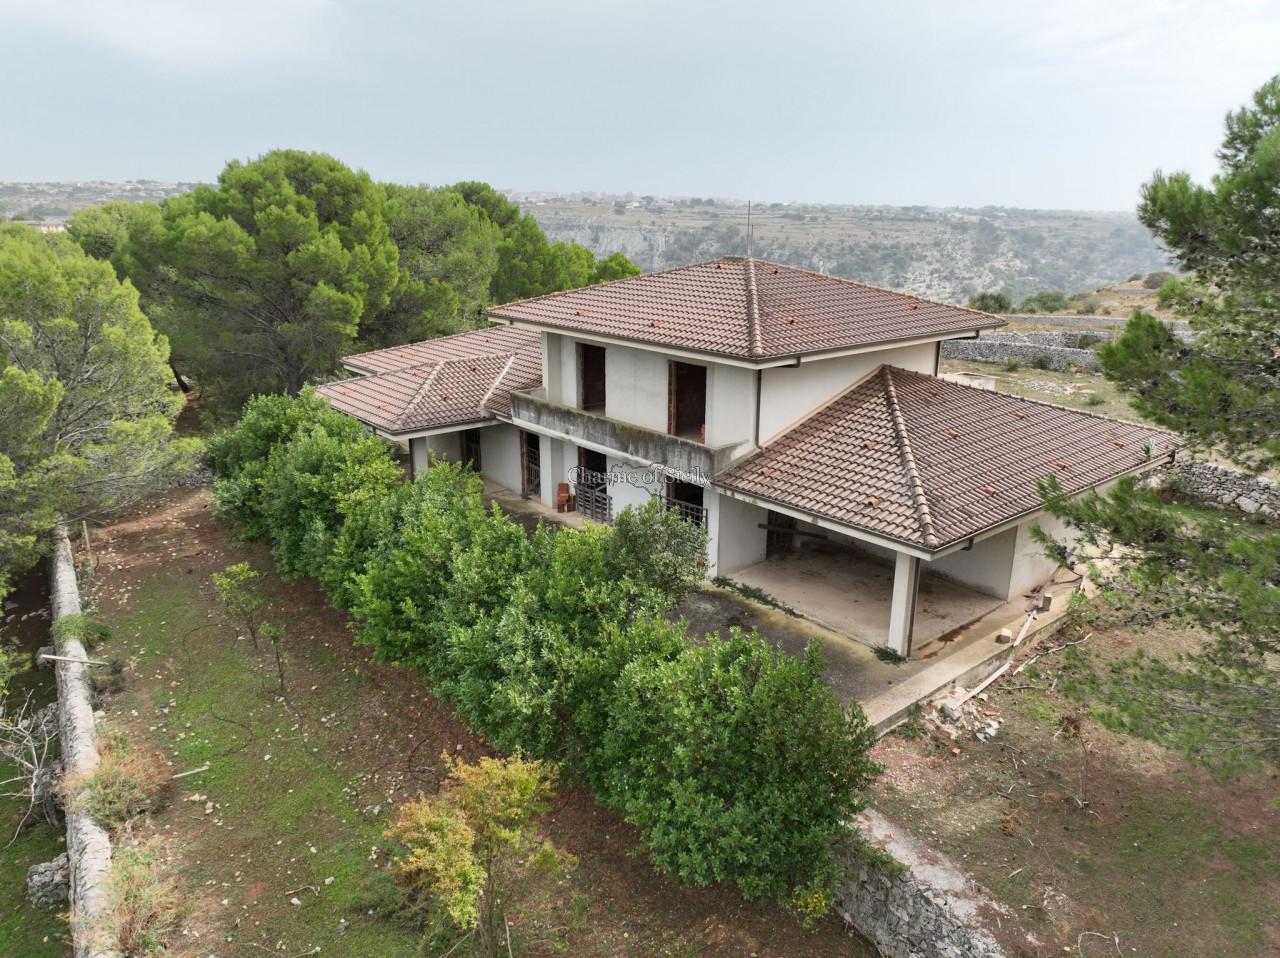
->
887;552;920;656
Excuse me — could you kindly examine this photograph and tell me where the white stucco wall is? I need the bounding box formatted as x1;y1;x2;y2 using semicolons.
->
538;436;568;507
1008;512;1071;598
605;454;663;514
479;423;522;491
758;342;938;440
930;527;1018;599
542;332;563;405
714;493;768;576
705;364;756;447
604;344;669;432
410;432;461;477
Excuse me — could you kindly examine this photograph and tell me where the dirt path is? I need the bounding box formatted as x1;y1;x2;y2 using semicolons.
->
88;485;878;957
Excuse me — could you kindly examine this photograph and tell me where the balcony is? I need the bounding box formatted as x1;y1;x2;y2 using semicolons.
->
510;390;747;479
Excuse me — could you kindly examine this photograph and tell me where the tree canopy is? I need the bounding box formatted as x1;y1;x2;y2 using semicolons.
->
1101;75;1280;470
66;157;640;410
0;225;199;600
1042;75;1280;771
967;290;1012;314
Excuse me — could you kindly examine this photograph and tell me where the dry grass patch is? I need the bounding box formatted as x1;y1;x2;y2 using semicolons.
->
63;728;171;831
92;843;187;957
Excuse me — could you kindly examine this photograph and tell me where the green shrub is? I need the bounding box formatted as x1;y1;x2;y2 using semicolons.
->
606;497;708;598
1002;358;1022;372
1019;290;1068;313
349;462;494;668
208;389;336;539
258;416;402;579
446;524;673;760
211;399;882;925
1031;353;1052;370
967;291;1012;314
598;631;880;907
1143;270;1175;289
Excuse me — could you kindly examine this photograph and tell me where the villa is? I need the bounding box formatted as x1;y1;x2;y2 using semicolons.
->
318;258;1179;657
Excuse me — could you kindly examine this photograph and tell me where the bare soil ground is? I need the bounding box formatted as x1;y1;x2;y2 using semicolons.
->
870;619;1280;958
85;485;877;957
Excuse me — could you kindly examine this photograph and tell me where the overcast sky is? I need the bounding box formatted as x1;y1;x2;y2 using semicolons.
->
3;0;1277;210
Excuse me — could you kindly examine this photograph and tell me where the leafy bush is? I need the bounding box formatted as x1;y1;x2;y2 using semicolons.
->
257;415;402;579
1031;353;1052;370
211;394;882;923
967;291;1012;314
598;631;880;909
387;754;567;957
606;497;708;597
1019;290;1068;313
208;389;336;539
1143;270;1175;289
350;462;495;669
1002;358;1022;372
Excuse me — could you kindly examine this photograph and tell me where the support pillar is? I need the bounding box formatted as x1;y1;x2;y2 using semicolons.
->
887;552;920;656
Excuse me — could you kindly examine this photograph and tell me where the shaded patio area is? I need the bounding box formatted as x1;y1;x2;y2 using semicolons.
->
729;541;1004;653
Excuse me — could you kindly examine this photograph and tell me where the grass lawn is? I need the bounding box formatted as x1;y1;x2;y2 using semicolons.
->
871;617;1280;957
0;797;67;956
939;357;1138;421
85;485;876;957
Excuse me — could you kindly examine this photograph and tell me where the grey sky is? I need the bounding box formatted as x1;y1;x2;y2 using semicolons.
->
3;0;1277;210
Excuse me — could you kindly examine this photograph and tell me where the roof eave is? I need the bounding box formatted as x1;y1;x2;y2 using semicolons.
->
488;312;999;367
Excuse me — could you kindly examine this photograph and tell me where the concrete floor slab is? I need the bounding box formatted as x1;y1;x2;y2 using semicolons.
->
730;545;1003;651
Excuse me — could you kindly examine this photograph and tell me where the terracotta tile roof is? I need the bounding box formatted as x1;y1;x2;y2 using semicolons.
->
488;257;1003;360
341;324;541;375
715;367;1182;551
317;326;542;434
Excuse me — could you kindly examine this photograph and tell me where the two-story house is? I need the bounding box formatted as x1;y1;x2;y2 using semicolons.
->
320;258;1179;657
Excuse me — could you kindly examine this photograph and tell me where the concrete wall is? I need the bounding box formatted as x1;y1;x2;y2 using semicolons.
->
479;423;522;491
546;334;579;407
1008;512;1069;598
605;344;669;432
758;342;937;440
605;454;663;514
706;364;756;447
931;527;1018;600
538;436;568;507
409;432;461;477
714;493;768;575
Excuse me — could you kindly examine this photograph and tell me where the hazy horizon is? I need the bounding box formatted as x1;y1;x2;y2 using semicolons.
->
2;1;1277;210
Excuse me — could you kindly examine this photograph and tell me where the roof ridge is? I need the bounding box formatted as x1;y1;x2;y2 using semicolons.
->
394;362;445;431
747;258;1006;325
881;366;940;549
479;353;518;414
488;257;739;315
743;257;765;358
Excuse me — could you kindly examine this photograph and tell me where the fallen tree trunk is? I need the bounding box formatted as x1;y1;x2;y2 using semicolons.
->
50;522;118;958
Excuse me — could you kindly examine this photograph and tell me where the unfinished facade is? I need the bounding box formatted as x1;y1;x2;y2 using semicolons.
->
320;258;1179;656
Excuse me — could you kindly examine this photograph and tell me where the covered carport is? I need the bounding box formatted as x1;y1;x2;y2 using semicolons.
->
713;366;1182;657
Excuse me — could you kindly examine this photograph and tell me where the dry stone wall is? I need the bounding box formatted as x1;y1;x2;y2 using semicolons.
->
1160;459;1280;518
835;810;1023;958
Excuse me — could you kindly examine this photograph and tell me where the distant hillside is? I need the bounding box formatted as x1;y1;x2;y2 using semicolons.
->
1;183;1170;303
520;197;1170;303
0;181;196;222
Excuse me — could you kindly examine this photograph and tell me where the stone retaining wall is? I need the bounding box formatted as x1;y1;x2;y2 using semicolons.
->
49;524;119;958
940;338;1100;371
835;810;1023;958
1161;459;1280;518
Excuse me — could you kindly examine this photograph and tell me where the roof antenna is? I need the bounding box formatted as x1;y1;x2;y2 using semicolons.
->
746;200;753;258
